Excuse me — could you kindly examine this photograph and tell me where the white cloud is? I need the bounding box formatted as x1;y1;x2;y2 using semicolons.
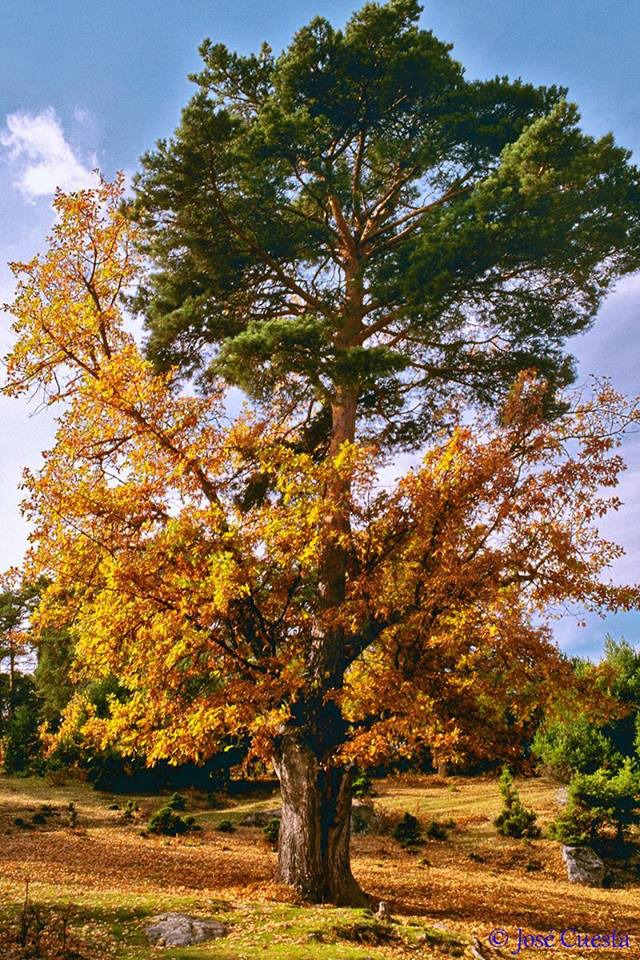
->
1;107;98;199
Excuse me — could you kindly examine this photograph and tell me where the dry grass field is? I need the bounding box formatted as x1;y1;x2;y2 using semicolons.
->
0;772;637;959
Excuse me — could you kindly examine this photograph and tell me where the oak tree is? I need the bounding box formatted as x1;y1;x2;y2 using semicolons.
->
4;181;640;903
125;0;640;901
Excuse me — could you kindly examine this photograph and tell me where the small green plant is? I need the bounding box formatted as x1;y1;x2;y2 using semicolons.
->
352;769;374;798
215;818;236;833
494;768;540;839
263;817;280;846
147;803;201;836
165;792;187;811
121;799;139;822
393;812;424;851
425;818;453;840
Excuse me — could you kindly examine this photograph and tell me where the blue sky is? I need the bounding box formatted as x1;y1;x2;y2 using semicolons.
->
0;0;638;658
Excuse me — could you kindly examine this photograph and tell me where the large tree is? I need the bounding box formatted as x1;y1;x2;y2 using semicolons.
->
125;0;640;900
4;182;639;904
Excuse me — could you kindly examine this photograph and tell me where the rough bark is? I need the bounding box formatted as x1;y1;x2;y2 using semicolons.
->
273;729;369;906
273;254;367;904
272;372;370;905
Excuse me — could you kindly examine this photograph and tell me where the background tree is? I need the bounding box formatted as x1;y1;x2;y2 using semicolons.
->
0;574;50;774
4;181;639;903
533;636;640;781
0;573;41;720
127;0;640;901
34;625;75;729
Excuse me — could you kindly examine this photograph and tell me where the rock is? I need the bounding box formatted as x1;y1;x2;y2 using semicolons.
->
239;808;282;827
555;787;568;807
561;845;605;886
351;802;380;835
146;913;228;947
376;901;390;919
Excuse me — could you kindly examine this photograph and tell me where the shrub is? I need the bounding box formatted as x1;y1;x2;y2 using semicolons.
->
147;803;201;836
425;819;453;840
165;792;187;811
215;818;236;833
547;802;593;845
393;812;423;850
121;799;139;822
548;759;640;846
494;768;540;839
263;817;280;846
352;769;374;798
532;715;616;781
84;747;138;792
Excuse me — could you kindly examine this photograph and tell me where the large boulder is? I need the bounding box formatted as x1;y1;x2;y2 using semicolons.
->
561;846;605;886
146;913;228;947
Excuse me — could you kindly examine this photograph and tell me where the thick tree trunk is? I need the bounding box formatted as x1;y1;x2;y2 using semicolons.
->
272;283;366;904
273;729;369;906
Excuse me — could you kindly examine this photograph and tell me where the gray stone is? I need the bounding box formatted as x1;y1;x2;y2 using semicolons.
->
239;808;282;827
555;787;568;807
146;913;228;947
351;802;380;835
561;845;605;886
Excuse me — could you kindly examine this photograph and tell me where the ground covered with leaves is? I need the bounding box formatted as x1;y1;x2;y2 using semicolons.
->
0;773;638;959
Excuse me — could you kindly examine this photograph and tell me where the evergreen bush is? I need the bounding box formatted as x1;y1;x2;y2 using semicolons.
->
548;759;640;845
393;812;424;850
147;803;201;836
215;818;236;832
263;817;280;846
494;768;541;839
352;770;374;798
